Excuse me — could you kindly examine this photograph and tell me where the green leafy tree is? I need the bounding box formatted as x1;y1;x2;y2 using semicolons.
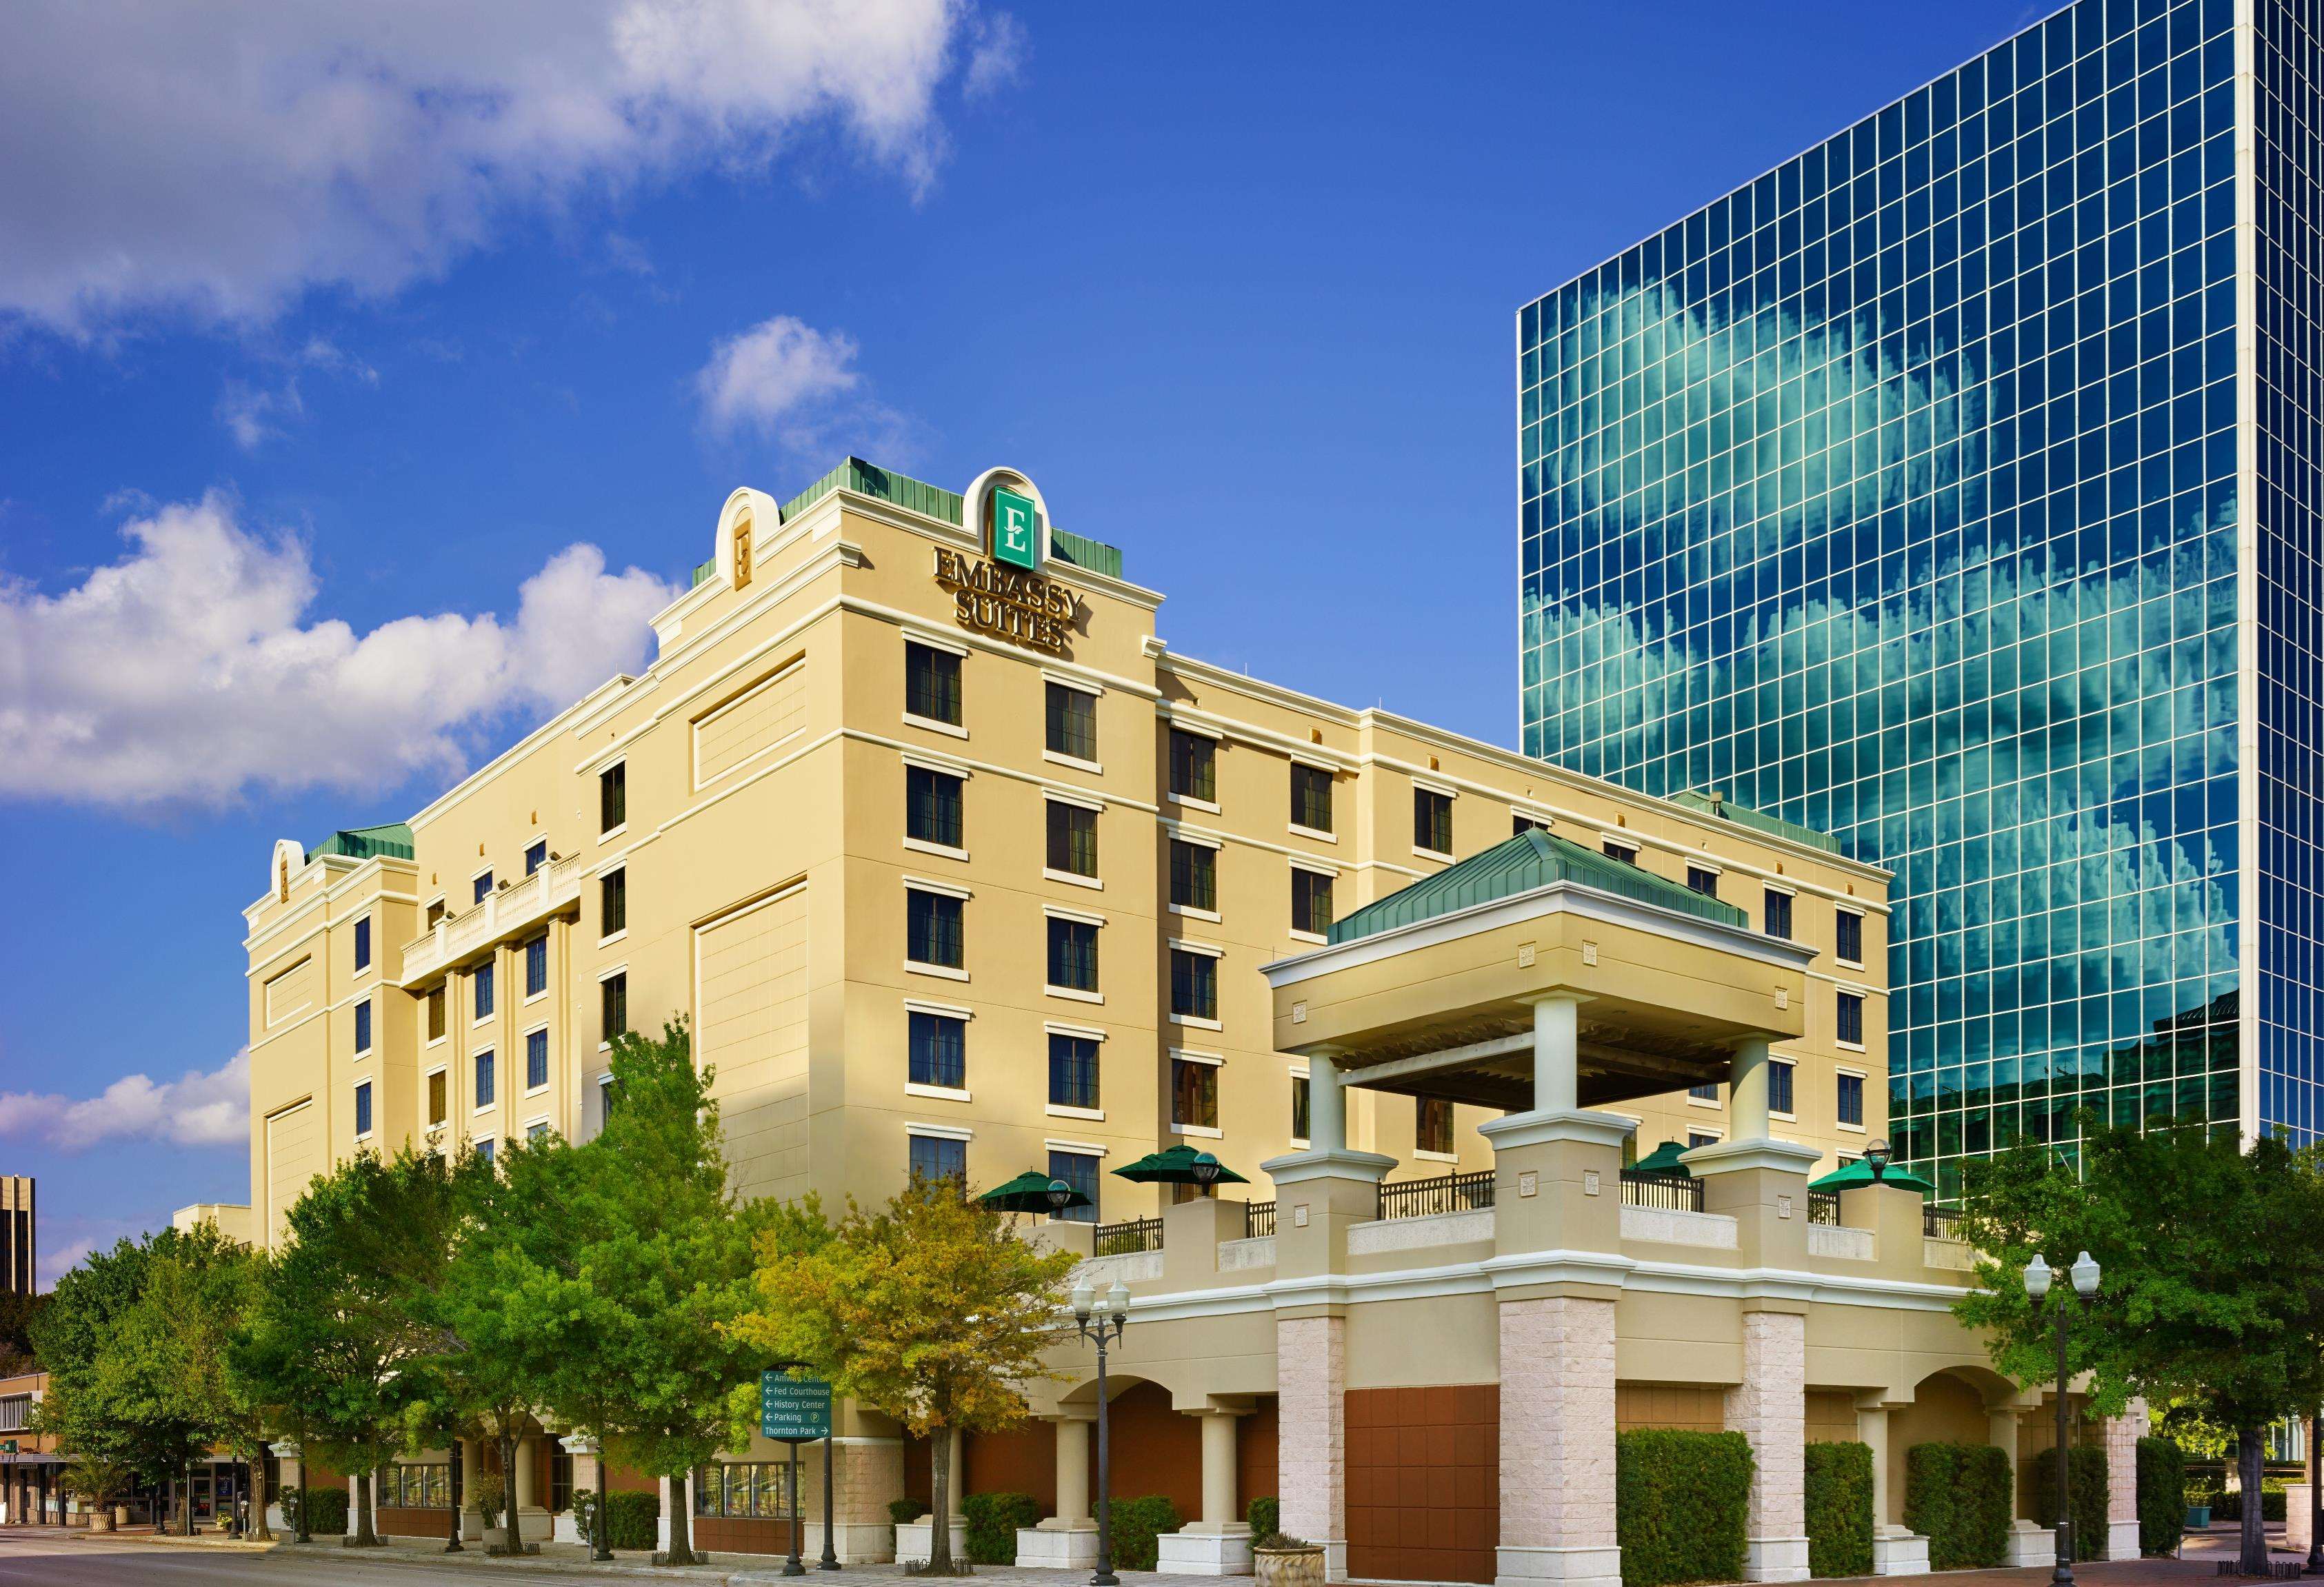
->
733;1174;1079;1575
1954;1126;2324;1574
133;1222;274;1538
0;1289;48;1378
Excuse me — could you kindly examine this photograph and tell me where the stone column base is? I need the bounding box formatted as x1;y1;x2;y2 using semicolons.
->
2107;1517;2143;1561
1159;1525;1254;1576
1015;1524;1099;1568
1744;1535;1811;1582
1496;1544;1623;1587
2285;1483;2315;1557
1872;1528;1929;1576
895;1517;969;1565
2003;1521;2056;1566
552;1512;580;1545
814;1521;900;1564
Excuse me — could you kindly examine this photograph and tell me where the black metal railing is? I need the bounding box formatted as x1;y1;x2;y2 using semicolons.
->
1619;1168;1705;1212
1243;1200;1276;1238
1093;1215;1164;1255
1923;1204;1963;1239
1377;1169;1496;1221
1807;1190;1841;1226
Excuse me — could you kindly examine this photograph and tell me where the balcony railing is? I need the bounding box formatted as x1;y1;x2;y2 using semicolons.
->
1923;1204;1963;1239
1378;1169;1496;1222
399;853;586;987
1243;1201;1276;1239
1093;1216;1163;1255
1807;1190;1841;1226
1619;1169;1705;1213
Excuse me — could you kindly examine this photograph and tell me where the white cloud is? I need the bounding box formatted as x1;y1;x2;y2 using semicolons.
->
0;492;679;807
963;12;1028;99
217;378;305;451
0;1051;250;1153
697;314;905;456
0;0;987;333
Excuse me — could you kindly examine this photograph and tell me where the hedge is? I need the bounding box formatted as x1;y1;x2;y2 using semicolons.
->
1903;1442;2011;1570
2135;1438;2184;1556
1804;1442;1874;1579
1615;1429;1753;1587
889;1498;930;1525
605;1488;659;1551
280;1484;348;1535
1248;1496;1281;1540
1108;1495;1181;1570
2031;1446;2108;1561
2214;1483;2286;1523
962;1493;1042;1564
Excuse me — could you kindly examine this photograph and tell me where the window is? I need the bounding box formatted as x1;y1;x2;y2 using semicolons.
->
1290;764;1333;833
354;998;372;1053
908;765;966;849
354;917;372;971
428;1071;448;1126
525;840;548;876
550;1450;572;1515
1169;840;1216;912
601;972;628;1043
909;1011;966;1090
524;935;548;998
1687;1131;1719;1151
696;1463;797;1520
1686;867;1719;898
354;1081;373;1137
1837;991;1865;1047
905;640;963;727
1292;1074;1310;1141
474;871;494;904
427;985;446;1042
599;1072;617;1122
1048;1033;1099;1110
1414;789;1453;854
526;1028;549;1090
1768;1059;1795;1118
1047;917;1099;993
1045;682;1097;762
1837;1072;1865;1129
1416;1097;1454;1155
599;763;626;833
1047;801;1098;877
1603;840;1637;866
1172;1057;1219;1131
1291;869;1334;936
1168;729;1215;802
1690;1080;1719;1102
906;890;965;969
1048;1150;1099;1224
909;1133;965;1185
601;869;627;937
473;962;495;1020
475;1050;496;1108
1836;909;1865;964
1763;889;1793;940
426;899;448;929
1513;812;1550;836
1170;949;1218;1022
474;1137;494;1164
528;1121;550;1144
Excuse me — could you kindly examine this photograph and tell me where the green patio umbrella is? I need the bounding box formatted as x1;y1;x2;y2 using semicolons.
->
1629;1140;1693;1175
1807;1158;1934;1195
1110;1144;1250;1187
977;1170;1092;1214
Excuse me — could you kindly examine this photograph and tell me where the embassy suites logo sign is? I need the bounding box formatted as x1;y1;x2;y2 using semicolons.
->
934;483;1079;654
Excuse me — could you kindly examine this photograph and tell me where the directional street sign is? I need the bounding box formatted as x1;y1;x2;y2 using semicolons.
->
759;1371;832;1442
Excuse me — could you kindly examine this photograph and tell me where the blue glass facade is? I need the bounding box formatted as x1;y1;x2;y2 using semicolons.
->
1514;0;2307;1197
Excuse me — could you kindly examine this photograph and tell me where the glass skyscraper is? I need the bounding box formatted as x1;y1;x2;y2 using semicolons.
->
1517;0;2324;1197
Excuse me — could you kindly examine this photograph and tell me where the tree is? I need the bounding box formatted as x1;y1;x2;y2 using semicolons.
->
132;1222;274;1538
0;1289;48;1378
732;1174;1080;1575
1955;1125;2324;1574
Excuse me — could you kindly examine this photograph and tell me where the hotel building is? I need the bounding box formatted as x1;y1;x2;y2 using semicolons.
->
1517;0;2324;1195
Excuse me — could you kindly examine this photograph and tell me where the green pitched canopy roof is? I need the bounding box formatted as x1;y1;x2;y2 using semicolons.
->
307;824;414;862
1630;1140;1694;1175
1807;1158;1934;1194
1324;827;1748;946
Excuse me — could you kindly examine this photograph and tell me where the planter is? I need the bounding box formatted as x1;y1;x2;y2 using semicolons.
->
1255;1544;1326;1587
88;1512;114;1533
113;1506;128;1528
2186;1506;2211;1529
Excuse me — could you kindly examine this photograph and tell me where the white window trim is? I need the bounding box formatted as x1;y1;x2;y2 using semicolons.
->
1172;829;1223;851
598;822;628;845
1413;845;1456;863
907;630;970;658
1170;1048;1225;1067
1288;752;1337;774
907;961;971;982
597;961;629;981
905;998;976;1021
1170;936;1224;958
1042;669;1102;697
1045;1103;1106;1122
1043;867;1104;891
1836;1040;1868;1053
1172;1122;1224;1140
1171;902;1223;923
599;927;630;948
353;1082;374;1142
1169;791;1222;815
901;751;970;779
522;1113;552;1138
1414;1148;1460;1164
905;1121;973;1142
1170;1012;1223;1030
1288;927;1327;945
905;874;974;901
1288;821;1338;845
1685;1130;1725;1149
1602;840;1640;862
1044;1138;1108;1157
903;711;970;740
1043;1020;1107;1042
1412;776;1457;799
1042;749;1104;776
1767;1058;1798;1122
905;1082;972;1103
1043;787;1104;813
1289;856;1339;877
1045;984;1104;1005
1511;807;1554;829
1762;880;1799;897
904;836;972;862
1044;902;1107;927
1686;1089;1723;1109
1687;860;1725;877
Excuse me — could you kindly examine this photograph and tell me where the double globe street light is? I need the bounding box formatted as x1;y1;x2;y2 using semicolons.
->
2023;1250;2101;1587
1068;1276;1133;1587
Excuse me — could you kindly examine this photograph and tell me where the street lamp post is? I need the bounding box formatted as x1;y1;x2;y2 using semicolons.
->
445;1438;463;1553
2024;1251;2102;1587
1070;1278;1132;1587
2307;1408;2323;1577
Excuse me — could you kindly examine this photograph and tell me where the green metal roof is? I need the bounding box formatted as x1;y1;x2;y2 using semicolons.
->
1048;526;1123;580
1668;789;1845;856
767;458;1125;580
307;824;414;863
1324;827;1747;946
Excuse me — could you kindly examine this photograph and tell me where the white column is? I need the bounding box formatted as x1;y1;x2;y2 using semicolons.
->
1054;1417;1091;1525
1530;995;1581;1113
1159;1410;1254;1575
1725;1310;1809;1582
1200;1412;1240;1528
1309;1053;1345;1153
512;1435;539;1513
1730;1036;1771;1140
1987;1406;2053;1566
1856;1403;1929;1576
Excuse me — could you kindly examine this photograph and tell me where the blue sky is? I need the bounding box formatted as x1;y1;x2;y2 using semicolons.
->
0;0;2043;1282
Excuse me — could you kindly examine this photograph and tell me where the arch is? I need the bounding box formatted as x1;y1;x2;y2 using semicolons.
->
270;838;303;903
712;487;783;589
962;466;1054;565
